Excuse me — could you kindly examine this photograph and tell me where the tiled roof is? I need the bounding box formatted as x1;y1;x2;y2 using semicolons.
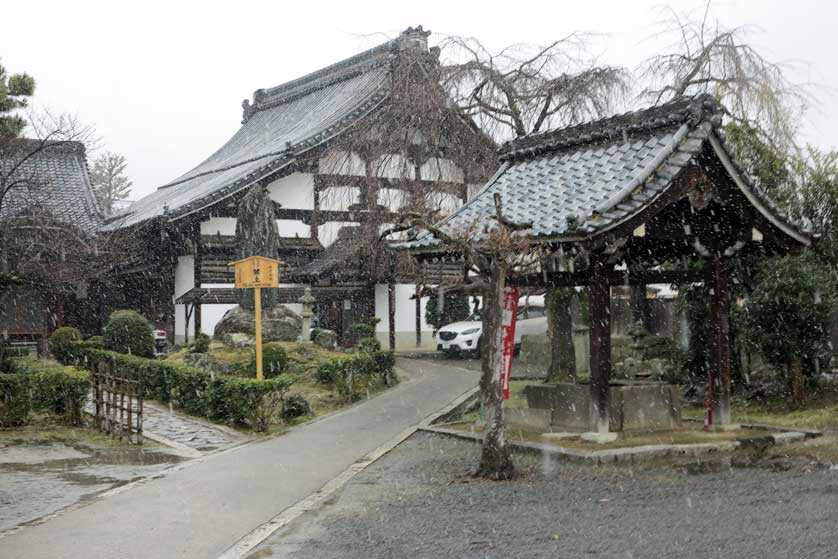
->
104;31;432;231
0;139;102;234
403;94;808;250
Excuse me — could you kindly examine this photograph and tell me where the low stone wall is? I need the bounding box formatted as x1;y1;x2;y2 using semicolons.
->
517;332;590;378
524;381;681;432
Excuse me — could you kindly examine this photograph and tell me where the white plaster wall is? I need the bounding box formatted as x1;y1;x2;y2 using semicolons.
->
319;149;365;176
377;188;406;212
318;221;358;248
374;284;433;333
420;157;464;182
201;217;236;236
320;186;359;211
370;153;414;179
426;191;462;216
269;172;314;209
174;255;195;340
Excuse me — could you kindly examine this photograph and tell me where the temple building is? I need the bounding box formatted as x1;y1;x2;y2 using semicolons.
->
103;27;495;347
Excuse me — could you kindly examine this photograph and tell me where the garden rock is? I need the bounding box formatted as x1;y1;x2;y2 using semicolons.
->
313;329;337;349
221;332;255;348
214;305;301;342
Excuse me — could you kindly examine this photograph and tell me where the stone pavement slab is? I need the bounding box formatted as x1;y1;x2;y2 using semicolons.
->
0;358;479;559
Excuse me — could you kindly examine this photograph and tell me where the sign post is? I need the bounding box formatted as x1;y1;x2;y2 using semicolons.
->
228;256;282;381
501;287;520;400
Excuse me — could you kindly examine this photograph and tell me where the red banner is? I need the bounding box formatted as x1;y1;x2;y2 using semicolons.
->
501;287;519;400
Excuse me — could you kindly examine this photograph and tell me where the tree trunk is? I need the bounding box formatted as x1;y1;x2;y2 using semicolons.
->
787;359;805;408
546;287;576;383
476;259;515;480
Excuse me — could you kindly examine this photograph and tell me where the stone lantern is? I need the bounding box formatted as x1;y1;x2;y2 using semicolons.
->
297;287;316;343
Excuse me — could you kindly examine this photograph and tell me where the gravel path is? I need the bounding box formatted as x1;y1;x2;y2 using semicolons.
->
252;431;838;559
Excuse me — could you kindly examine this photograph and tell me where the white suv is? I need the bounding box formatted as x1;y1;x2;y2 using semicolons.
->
436;296;548;357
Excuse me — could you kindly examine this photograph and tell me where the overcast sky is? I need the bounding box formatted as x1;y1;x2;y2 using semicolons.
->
2;0;836;200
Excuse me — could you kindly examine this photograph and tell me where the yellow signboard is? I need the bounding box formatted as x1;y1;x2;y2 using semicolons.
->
229;255;283;380
229;256;282;289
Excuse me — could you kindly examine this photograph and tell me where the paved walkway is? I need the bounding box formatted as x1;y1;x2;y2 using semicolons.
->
142;403;248;454
0;359;479;559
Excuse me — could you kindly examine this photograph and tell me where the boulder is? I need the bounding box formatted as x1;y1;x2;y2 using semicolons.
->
214;305;301;343
220;332;255;348
313;329;337;350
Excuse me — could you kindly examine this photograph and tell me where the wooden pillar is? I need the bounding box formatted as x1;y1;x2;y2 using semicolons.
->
708;256;732;426
388;281;396;352
310;183;320;241
415;285;422;347
588;256;612;435
192;222;202;338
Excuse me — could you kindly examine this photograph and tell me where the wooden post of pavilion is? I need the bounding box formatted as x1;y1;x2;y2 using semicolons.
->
708;256;732;426
586;255;616;442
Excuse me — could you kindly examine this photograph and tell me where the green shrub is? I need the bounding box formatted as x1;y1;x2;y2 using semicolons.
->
316;351;395;400
0;373;30;427
85;336;105;349
69;341;295;430
282;394;311;421
356;336;381;354
49;327;82;364
0;342;16;373
30;366;90;426
103;310;155;358
212;374;294;430
191;334;210;354
348;323;375;339
247;344;288;379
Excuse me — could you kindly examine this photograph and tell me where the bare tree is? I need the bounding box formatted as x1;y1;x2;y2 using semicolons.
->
439;34;629;381
639;2;814;152
439;34;629;140
384;193;536;479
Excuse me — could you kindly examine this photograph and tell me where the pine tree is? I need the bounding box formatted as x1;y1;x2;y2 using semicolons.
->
90;152;132;215
0;61;35;139
236;183;280;310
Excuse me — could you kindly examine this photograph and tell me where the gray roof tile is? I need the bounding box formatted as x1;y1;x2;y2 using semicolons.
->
403;95;807;251
0;140;101;234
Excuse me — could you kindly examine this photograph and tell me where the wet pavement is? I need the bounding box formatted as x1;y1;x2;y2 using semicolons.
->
251;431;838;559
0;438;185;534
0;358;481;559
142;402;248;452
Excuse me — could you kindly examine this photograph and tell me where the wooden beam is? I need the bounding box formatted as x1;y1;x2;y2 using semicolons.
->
509;269;703;288
313;173;465;198
708;256;732;426
192;221;202;337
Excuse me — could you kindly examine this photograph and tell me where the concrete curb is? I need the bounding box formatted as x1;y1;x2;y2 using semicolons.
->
214;382;481;559
418;424;817;465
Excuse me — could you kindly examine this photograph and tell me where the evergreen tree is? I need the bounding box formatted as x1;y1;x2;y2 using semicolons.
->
90;152;132;215
235;183;280;310
0;61;35;139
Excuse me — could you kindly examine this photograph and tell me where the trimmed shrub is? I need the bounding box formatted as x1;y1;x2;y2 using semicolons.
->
85;336;105;349
0;373;30;427
212;374;295;431
247;344;288;379
191;334;210;354
282;394;311;421
348;323;375;339
315;351;396;400
49;327;82;364
356;336;381;354
30;366;91;426
68;341;295;431
103;310;155;358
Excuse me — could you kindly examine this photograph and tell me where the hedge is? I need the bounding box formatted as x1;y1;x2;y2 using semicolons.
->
48;327;82;363
71;343;294;431
103;310;155;358
0;360;91;427
315;351;396;401
0;373;31;427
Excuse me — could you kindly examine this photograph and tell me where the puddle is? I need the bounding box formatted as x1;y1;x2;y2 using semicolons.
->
0;440;186;532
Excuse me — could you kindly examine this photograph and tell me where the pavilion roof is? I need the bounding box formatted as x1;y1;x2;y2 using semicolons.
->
0;139;102;234
103;28;435;231
403;94;811;252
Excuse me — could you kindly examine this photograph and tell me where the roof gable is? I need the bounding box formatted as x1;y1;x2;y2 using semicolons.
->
0;139;102;234
106;27;435;231
406;95;810;251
